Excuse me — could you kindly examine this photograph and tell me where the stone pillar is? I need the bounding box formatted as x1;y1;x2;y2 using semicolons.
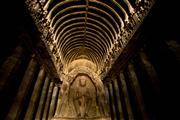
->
48;85;59;119
112;77;124;120
5;55;38;120
107;82;117;120
139;51;160;93
127;62;148;120
0;44;24;91
35;75;50;120
138;51;160;119
24;65;46;120
54;84;61;117
119;72;134;120
104;85;110;117
42;82;54;119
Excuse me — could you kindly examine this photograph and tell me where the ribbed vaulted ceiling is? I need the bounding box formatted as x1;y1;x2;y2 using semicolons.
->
43;0;134;71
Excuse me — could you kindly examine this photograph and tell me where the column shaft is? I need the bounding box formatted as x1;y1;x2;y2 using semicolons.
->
108;82;117;120
104;85;110;117
119;72;134;120
24;66;46;120
5;55;38;120
113;78;124;120
42;82;54;119
139;51;160;93
48;85;59;119
0;45;24;91
127;63;148;120
35;75;50;120
54;85;61;117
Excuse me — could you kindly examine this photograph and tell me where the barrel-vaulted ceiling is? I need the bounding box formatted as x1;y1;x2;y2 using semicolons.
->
26;0;154;76
45;0;133;68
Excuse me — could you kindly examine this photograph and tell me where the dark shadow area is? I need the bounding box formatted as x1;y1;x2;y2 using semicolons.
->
142;0;179;119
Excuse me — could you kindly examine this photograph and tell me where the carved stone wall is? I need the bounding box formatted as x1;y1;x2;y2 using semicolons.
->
52;67;110;120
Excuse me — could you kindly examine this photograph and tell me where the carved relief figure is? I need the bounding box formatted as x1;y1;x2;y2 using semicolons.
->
53;72;110;120
55;81;70;117
73;76;92;118
94;77;108;117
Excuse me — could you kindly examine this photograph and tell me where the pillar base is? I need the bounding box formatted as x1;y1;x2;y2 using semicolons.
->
51;117;111;120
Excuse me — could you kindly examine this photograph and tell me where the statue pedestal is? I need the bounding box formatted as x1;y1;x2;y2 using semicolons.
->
51;117;111;120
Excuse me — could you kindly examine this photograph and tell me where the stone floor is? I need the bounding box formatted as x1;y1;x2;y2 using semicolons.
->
51;117;111;120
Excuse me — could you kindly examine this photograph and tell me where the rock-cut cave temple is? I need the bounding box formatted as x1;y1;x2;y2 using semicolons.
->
0;0;179;120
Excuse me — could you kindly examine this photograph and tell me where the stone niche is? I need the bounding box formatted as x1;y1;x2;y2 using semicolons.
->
52;67;111;120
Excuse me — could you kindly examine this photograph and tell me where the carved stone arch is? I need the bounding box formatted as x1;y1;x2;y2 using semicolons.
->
67;66;101;84
53;66;110;120
70;73;98;93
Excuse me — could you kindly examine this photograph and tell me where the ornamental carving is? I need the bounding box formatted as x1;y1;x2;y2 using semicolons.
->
52;67;110;120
